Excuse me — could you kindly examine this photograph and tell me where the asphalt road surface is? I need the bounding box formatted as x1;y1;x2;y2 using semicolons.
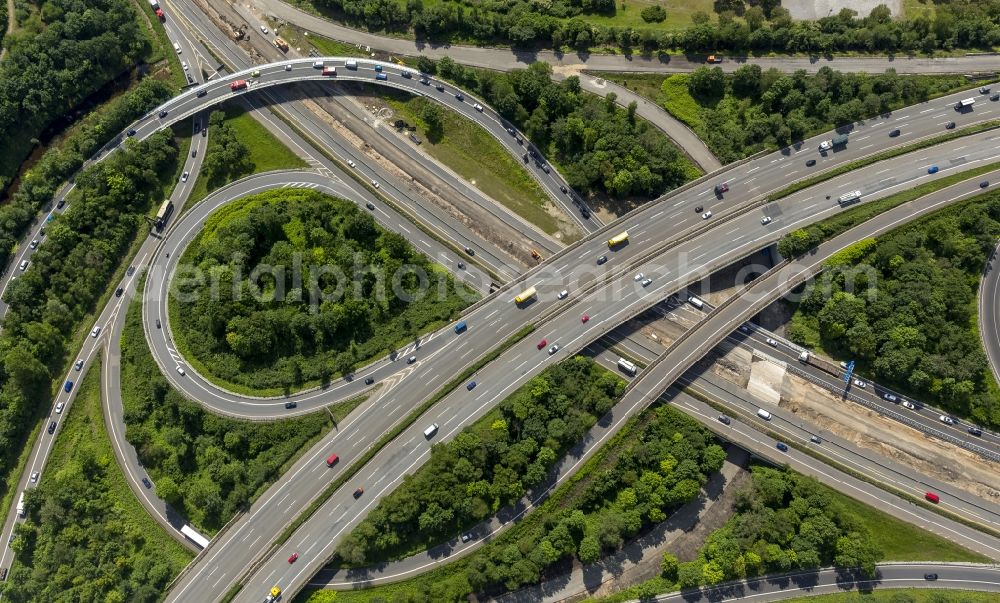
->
979;239;1000;385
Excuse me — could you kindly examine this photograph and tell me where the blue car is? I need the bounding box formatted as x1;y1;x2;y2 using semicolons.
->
928;165;939;174
467;381;477;391
776;442;788;452
375;73;387;81
64;380;73;393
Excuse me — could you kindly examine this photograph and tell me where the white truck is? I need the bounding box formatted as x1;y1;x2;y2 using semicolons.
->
16;491;25;517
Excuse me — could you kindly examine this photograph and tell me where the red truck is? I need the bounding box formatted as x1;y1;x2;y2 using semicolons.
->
155;8;164;20
230;80;247;92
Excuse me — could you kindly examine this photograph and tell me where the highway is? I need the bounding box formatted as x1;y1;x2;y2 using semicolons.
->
1;9;999;599
645;564;1000;603
979;239;1000;386
214;146;1000;601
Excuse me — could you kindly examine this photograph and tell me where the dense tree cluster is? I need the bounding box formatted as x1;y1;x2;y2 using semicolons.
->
200;110;253;189
119;296;334;530
0;131;178;486
785;195;1000;427
0;0;152;190
4;419;187;602
311;0;1000;54
0;77;172;271
338;357;626;563
674;466;883;586
344;402;723;601
173;189;471;392
679;66;966;163
429;59;690;199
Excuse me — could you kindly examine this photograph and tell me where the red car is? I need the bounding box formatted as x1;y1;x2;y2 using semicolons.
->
925;492;940;503
326;453;339;467
288;553;298;564
537;339;547;350
581;315;590;323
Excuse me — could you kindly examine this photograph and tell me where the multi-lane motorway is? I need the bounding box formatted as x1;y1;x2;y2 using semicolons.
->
3;6;1000;598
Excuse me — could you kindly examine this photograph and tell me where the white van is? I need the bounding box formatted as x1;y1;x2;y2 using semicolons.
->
798;350;810;362
19;259;28;271
423;423;439;439
173;42;181;54
688;295;704;310
757;408;772;421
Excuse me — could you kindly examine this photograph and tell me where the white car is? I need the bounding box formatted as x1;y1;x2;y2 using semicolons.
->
371;180;380;189
30;239;38;249
939;415;955;425
702;211;713;219
74;359;83;371
473;103;484;112
761;216;772;225
548;344;559;355
347;159;356;168
284;64;292;71
852;378;866;388
91;326;101;338
176;366;186;376
260;25;269;34
30;471;39;483
55;402;64;414
882;393;898;402
634;272;644;281
557;290;568;300
641;278;652;287
766;338;778;347
902;400;916;410
819;140;832;151
182;61;188;71
181;171;189;182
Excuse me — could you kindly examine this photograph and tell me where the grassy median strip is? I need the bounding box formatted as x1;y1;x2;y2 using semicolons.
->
682;384;1000;545
271;324;536;549
769;120;1000;202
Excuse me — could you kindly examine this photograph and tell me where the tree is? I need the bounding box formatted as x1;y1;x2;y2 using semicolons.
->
578;534;601;563
640;5;666;23
660;552;679;580
677;561;703;588
687;66;726;100
420;100;445;142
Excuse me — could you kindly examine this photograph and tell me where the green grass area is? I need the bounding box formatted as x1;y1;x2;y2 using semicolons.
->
378;88;574;240
4;356;193;599
572;0;716;32
186;105;308;207
783;591;999;603
122;278;362;533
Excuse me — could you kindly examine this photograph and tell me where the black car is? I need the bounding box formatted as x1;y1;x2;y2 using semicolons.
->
435;84;445;92
57;199;65;209
455;93;464;101
522;153;529;163
201;128;207;137
945;121;956;129
805;159;816;167
155;319;161;329
464;247;475;256
142;477;153;489
968;426;983;437
560;185;567;194
924;573;938;581
127;265;135;276
506;127;515;135
581;209;590;219
401;70;412;79
541;164;550;174
364;377;374;385
694;205;704;213
992;94;1000;101
596;255;608;265
197;89;207;97
889;128;900;137
366;202;375;210
420;78;430;85
48;421;57;434
981;181;990;188
284;401;297;409
127;129;137;137
158;110;168;118
115;287;124;298
717;415;731;425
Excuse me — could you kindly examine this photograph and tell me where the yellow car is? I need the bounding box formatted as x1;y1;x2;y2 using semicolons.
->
251;70;261;78
265;585;281;601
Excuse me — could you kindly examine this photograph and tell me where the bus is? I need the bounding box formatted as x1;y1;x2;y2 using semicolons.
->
617;358;637;376
155;200;174;230
16;492;25;517
180;524;210;549
607;231;629;248
514;286;536;304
